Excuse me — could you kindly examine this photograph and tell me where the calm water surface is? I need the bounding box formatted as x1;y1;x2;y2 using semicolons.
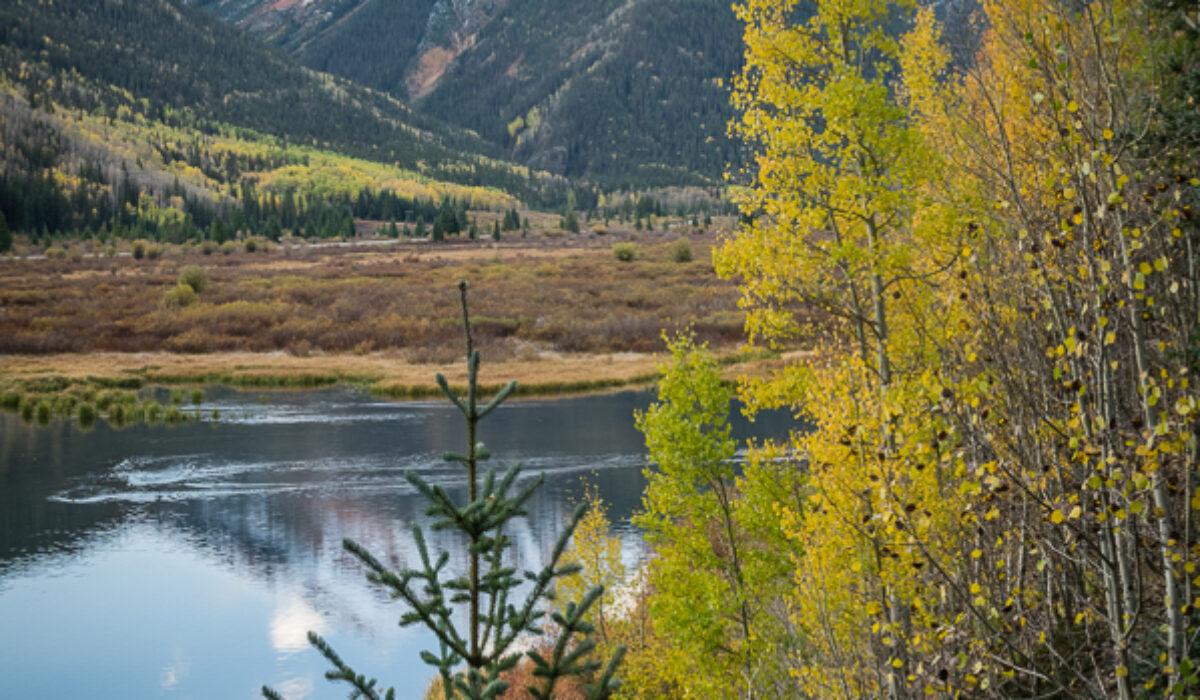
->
0;387;795;699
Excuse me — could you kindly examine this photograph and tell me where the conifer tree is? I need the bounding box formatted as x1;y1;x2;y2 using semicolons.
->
263;281;624;700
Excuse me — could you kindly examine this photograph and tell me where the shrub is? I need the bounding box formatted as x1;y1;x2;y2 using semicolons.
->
177;265;209;293
668;237;694;263
132;240;147;259
145;244;160;260
243;238;258;253
220;241;235;255
162;283;198;308
44;246;67;260
104;245;116;258
612;242;638;262
201;240;216;255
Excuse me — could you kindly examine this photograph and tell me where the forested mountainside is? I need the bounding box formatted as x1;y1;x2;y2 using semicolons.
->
193;0;982;188
0;0;574;245
0;0;569;204
191;0;744;187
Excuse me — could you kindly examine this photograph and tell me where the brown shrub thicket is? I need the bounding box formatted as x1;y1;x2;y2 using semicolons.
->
0;233;750;357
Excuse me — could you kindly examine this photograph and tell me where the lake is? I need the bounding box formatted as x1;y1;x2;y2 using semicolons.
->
0;386;795;699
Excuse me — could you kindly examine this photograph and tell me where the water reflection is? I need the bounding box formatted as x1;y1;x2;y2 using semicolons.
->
0;387;797;698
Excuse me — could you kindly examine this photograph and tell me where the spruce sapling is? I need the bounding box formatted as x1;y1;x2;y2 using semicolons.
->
264;281;623;700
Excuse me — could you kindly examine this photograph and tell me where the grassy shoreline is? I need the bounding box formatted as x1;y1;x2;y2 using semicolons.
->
0;349;804;428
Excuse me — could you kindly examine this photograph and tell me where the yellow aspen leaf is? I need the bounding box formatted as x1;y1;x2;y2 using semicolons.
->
1050;509;1065;524
1102;128;1114;139
1068;505;1082;519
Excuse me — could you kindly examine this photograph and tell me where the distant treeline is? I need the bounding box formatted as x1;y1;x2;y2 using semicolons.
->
0;161;494;246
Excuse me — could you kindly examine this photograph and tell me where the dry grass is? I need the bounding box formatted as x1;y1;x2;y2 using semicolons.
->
0;346;797;397
1;223;819;408
0;228;764;360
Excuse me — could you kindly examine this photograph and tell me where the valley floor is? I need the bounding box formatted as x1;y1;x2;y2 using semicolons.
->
1;225;807;400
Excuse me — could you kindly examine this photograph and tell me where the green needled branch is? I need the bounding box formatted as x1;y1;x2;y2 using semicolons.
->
264;282;623;700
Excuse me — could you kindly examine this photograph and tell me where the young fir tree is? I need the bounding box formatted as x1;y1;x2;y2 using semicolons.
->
263;281;624;700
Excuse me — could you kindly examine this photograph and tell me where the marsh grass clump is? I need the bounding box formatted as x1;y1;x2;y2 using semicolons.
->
0;391;20;410
51;393;78;416
77;403;95;429
34;400;51;425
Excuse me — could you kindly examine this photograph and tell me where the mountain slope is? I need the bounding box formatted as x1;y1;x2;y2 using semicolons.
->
0;0;560;203
419;0;742;185
195;0;985;189
193;0;744;188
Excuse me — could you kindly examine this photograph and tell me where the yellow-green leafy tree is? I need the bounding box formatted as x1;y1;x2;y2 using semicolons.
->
718;0;976;696
721;0;1200;697
629;334;804;698
901;0;1200;696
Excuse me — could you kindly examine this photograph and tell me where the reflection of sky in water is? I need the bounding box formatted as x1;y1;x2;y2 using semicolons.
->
0;387;799;699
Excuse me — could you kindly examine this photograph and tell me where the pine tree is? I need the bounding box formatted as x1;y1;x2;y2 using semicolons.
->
263;282;625;700
0;211;10;254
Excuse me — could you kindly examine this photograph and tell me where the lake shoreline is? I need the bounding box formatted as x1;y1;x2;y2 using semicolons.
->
0;348;805;401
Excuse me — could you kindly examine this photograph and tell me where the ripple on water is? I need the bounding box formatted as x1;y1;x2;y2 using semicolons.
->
47;451;642;504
